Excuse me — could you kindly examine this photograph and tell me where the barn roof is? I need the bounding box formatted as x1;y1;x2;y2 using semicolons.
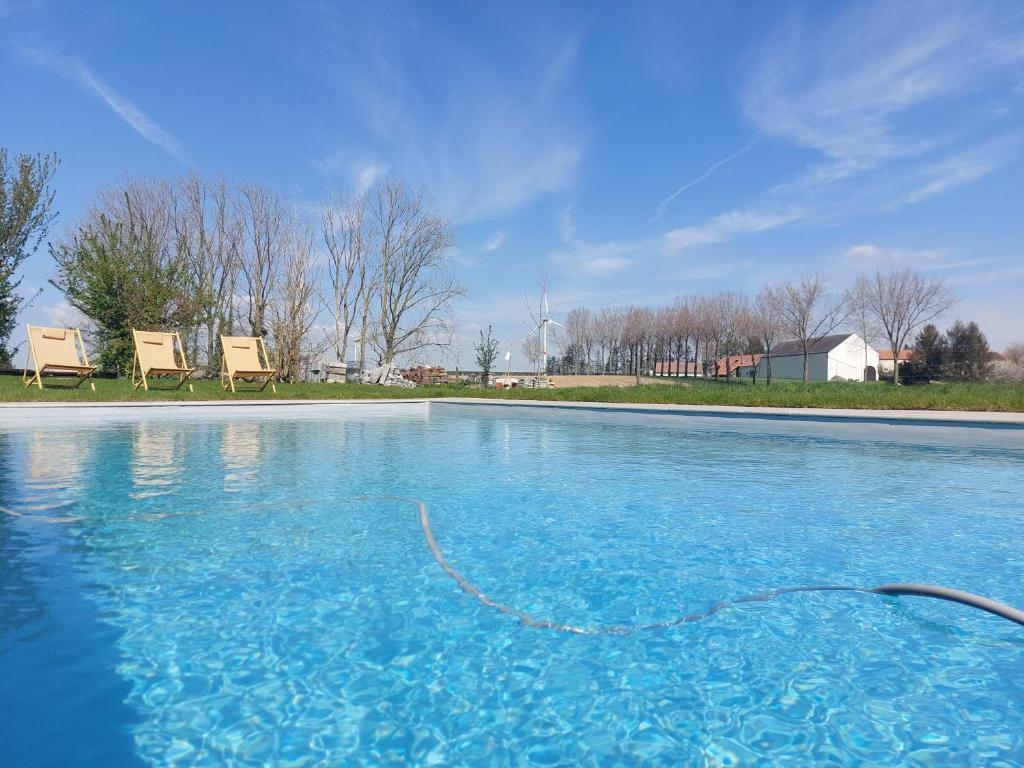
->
769;334;852;357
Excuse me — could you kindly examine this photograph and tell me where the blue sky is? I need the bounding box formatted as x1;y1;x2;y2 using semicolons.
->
3;0;1023;367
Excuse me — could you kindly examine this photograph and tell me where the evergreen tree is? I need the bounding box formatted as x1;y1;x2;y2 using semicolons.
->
911;323;946;381
944;320;991;381
473;324;500;386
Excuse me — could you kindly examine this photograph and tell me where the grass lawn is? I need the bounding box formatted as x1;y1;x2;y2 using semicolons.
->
2;374;1023;412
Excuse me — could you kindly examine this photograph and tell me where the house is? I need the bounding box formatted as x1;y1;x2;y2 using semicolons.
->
877;348;912;378
756;334;879;382
716;354;762;378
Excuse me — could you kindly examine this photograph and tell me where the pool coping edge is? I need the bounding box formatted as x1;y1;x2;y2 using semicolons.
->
0;396;1021;427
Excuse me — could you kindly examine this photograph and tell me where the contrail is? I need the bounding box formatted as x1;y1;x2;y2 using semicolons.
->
645;140;756;225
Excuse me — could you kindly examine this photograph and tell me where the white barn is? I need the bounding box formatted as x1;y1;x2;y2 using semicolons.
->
757;334;880;382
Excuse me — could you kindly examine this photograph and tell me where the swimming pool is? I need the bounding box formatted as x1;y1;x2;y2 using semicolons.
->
2;402;1022;765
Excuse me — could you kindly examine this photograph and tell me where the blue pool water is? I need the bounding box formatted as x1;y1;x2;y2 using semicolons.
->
1;402;1023;766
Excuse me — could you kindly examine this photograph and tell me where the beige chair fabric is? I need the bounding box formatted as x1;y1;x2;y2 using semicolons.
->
22;325;97;390
220;335;277;393
131;330;195;391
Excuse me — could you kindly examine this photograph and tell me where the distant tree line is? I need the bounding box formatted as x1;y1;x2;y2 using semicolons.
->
544;272;958;385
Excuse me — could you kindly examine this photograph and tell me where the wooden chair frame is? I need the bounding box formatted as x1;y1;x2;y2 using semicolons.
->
131;330;195;392
220;335;277;394
22;325;96;390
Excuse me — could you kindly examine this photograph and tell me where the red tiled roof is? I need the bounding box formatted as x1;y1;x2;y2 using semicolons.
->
716;354;762;376
878;348;912;361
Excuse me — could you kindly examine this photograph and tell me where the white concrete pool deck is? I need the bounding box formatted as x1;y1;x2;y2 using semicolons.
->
0;396;1022;427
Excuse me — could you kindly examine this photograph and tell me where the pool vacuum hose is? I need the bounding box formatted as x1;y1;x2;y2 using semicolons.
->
398;496;1024;635
6;497;1024;633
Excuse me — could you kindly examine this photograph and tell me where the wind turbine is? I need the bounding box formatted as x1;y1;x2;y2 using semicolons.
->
524;287;564;378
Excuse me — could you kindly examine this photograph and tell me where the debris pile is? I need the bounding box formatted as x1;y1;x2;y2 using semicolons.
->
359;363;416;388
402;366;448;385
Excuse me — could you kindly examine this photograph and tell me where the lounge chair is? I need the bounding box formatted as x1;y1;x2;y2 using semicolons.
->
220;335;277;393
131;329;195;391
22;325;97;390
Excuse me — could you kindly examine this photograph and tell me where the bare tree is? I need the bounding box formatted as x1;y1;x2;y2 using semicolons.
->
764;275;849;383
670;297;695;378
521;332;544;373
594;306;621;374
269;220;322;382
844;279;886;382
692;294;717;377
622;306;654;384
563;307;594;375
369;180;464;364
176;173;240;371
1005;343;1024;368
710;291;749;379
753;288;783;386
850;269;955;385
237;184;287;339
321;192;375;363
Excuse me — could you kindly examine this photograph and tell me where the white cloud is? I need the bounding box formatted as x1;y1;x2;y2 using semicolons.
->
481;231;506;252
844;244;884;261
550;204;803;280
663;208;805;253
842;244;948;269
353;161;389;195
23;48;193;165
314;150;390;196
36;299;86;328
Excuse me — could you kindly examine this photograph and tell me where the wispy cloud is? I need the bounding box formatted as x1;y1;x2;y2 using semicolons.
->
842;244;946;266
314;149;390;195
550;208;643;276
904;135;1020;203
946;261;1024;286
663;208;804;253
840;243;1024;286
481;231;506;252
22;48;192;165
296;5;583;222
743;3;1024;190
353;161;389;195
646;140;756;224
